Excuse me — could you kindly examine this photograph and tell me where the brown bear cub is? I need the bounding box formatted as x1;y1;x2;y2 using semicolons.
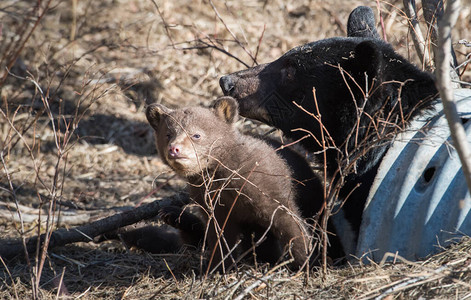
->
146;96;310;272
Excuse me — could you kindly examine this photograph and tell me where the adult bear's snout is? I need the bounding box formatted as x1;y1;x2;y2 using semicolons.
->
219;75;235;96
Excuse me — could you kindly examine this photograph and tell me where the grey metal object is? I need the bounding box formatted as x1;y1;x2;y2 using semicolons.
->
356;89;471;262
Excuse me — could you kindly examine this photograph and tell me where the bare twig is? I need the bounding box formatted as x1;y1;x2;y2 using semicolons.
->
0;256;19;300
421;0;460;85
208;0;257;65
434;0;471;193
422;0;459;68
403;0;433;69
149;0;175;48
233;273;274;300
70;0;77;41
376;0;388;41
0;0;54;86
149;0;260;68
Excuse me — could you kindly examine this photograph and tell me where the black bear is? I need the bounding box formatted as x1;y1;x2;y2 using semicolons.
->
146;96;313;272
219;7;438;253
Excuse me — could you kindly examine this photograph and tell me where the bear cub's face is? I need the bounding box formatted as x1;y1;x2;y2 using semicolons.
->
146;97;238;177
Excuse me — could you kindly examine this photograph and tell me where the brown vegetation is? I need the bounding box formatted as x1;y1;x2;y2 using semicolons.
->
1;0;470;298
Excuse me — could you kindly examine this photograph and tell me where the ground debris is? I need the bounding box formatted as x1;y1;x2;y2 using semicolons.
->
1;0;470;298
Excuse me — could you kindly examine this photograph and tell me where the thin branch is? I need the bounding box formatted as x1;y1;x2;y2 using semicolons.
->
434;0;471;193
376;0;388;41
233;274;274;300
0;0;54;86
421;0;460;84
422;0;458;68
149;0;175;48
403;0;432;69
208;0;257;65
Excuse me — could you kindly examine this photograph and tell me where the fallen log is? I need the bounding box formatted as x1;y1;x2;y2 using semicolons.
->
0;200;134;225
0;193;189;260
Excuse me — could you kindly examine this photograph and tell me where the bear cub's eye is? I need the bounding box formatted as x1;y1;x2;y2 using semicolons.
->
192;133;201;140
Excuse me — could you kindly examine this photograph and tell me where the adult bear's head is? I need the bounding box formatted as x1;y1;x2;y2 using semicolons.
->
220;37;438;175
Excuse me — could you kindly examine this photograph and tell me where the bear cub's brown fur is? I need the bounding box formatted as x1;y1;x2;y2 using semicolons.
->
146;96;310;272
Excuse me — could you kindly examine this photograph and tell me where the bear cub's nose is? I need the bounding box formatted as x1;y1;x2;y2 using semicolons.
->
168;145;181;158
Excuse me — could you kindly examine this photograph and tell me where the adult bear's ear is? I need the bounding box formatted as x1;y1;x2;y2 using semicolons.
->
213;96;239;124
146;103;171;130
350;40;383;81
280;59;297;84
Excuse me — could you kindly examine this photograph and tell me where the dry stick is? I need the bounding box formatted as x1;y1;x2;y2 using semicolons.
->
376;0;388;41
253;24;266;65
36;91;70;291
208;0;257;65
205;164;257;278
0;0;54;86
0;151;32;276
233;274;274;300
55;267;68;298
1;115;40;298
361;270;445;300
149;0;175;48
422;0;458;67
361;252;471;300
310;87;330;278
229;208;285;271
403;0;432;69
434;0;471;193
70;0;77;41
422;0;460;86
322;7;347;35
0;256;19;300
150;2;250;68
188;39;250;68
0;193;189;260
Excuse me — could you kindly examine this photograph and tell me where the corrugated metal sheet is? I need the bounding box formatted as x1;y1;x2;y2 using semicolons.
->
356;89;471;262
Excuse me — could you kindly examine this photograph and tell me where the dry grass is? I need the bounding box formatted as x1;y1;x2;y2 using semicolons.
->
0;0;470;298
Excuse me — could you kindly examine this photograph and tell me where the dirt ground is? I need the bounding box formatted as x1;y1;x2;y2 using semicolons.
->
1;0;471;299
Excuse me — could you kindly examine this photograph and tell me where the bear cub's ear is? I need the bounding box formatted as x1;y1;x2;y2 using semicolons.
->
213;96;239;124
146;103;172;129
